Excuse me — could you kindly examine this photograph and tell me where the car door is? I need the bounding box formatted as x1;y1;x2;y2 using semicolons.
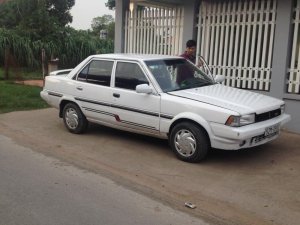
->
73;59;115;125
110;61;160;134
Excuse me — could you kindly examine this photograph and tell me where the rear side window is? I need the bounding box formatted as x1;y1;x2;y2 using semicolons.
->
77;60;114;86
115;62;149;90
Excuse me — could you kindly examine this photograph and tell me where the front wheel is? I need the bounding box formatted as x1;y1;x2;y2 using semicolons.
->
63;103;88;134
170;122;210;163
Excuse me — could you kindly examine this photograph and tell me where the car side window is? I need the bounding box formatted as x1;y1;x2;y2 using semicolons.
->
77;60;114;86
115;62;149;90
77;65;89;81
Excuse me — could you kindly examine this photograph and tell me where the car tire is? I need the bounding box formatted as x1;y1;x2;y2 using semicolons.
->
63;103;88;134
170;122;209;163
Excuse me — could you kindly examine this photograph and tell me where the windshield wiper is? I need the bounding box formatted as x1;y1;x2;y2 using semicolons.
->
198;81;214;87
167;81;214;92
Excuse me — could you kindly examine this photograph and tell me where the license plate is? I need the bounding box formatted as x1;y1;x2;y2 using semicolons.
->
264;123;280;137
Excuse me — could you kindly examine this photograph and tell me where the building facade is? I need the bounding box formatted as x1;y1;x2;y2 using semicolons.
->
115;0;300;134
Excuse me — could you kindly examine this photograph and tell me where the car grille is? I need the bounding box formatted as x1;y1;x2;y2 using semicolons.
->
255;108;281;122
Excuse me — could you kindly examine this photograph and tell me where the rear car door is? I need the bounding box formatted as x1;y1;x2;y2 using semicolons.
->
73;59;115;125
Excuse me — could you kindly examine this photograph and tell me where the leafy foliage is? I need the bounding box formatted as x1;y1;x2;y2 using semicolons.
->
106;21;115;41
105;0;115;10
0;28;114;69
0;0;114;74
58;28;114;68
45;0;75;26
0;0;74;39
91;15;115;40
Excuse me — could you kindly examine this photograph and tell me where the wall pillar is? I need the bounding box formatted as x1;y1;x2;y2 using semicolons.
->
270;0;293;98
181;0;198;53
115;0;130;53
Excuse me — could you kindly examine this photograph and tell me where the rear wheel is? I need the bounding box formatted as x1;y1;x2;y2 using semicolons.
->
63;103;88;134
170;122;209;163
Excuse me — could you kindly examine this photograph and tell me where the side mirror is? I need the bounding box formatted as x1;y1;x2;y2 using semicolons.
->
214;75;225;83
136;84;153;94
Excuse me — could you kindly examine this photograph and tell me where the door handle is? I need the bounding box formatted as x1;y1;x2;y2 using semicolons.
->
76;86;83;91
113;93;120;98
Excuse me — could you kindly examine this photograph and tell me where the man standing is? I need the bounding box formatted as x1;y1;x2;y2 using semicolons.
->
176;40;200;84
180;40;197;64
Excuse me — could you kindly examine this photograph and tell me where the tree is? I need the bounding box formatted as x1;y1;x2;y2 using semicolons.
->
106;21;115;40
0;0;75;77
105;0;115;10
45;0;75;26
0;0;75;32
91;15;114;40
0;0;115;77
105;0;144;12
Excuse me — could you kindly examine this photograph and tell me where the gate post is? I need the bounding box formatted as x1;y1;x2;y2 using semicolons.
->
181;0;198;53
115;0;130;53
270;0;294;98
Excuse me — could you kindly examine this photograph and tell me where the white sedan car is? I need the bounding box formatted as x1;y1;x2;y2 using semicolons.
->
41;54;291;163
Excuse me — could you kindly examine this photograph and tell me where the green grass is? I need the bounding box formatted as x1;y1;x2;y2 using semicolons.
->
0;67;43;80
0;81;49;113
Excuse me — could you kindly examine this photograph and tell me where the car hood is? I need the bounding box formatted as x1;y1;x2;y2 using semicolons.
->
169;84;284;114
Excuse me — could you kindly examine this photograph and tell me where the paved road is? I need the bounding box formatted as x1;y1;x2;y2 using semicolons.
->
0;109;299;225
0;135;208;225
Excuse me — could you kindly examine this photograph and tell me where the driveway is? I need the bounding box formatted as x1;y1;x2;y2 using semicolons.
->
0;108;299;225
0;135;207;225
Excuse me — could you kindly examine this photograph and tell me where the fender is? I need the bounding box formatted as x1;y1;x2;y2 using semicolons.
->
58;95;81;118
161;112;214;140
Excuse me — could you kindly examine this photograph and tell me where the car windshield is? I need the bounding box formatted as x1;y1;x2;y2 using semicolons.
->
145;59;215;92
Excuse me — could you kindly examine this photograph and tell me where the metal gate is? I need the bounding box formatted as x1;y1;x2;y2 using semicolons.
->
196;0;277;91
288;0;300;94
124;6;184;55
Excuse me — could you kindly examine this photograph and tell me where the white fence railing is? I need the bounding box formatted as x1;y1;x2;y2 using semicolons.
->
288;0;300;94
124;7;184;55
196;0;277;91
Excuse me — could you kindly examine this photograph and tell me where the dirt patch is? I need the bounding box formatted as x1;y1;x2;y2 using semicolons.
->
15;80;44;87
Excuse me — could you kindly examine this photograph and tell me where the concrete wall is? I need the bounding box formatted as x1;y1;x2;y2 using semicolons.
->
115;0;130;53
285;99;300;133
181;0;198;50
270;0;299;133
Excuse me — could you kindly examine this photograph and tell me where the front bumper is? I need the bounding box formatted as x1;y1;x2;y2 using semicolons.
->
209;114;291;150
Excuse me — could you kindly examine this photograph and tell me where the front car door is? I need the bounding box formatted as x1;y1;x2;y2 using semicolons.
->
110;61;160;135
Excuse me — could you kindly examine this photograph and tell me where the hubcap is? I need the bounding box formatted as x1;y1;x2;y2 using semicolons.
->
65;108;79;129
174;129;196;157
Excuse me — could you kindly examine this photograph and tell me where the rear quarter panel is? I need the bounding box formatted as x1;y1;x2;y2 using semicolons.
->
43;75;77;109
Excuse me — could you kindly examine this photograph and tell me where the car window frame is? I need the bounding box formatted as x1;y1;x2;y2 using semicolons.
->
73;58;115;87
112;60;154;92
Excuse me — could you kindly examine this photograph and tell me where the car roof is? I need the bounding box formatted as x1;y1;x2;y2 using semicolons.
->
91;53;183;61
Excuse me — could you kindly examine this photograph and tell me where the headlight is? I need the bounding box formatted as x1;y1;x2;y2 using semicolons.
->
280;104;285;114
225;114;255;127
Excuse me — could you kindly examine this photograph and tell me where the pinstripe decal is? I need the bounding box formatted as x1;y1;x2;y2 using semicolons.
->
75;97;110;107
119;120;157;131
82;106;158;131
75;96;169;119
48;91;63;97
76;97;174;124
82;107;114;117
110;103;159;117
160;114;174;120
